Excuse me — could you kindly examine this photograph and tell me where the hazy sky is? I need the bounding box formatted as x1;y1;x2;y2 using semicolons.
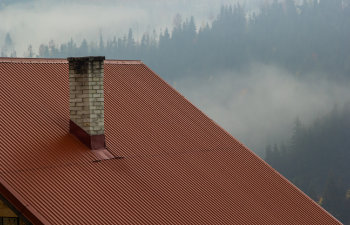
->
0;0;263;55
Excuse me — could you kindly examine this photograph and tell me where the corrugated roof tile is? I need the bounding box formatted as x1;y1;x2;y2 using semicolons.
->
0;58;342;224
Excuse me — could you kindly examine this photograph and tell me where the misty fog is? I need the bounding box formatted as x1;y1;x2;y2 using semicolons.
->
174;64;350;155
0;0;261;55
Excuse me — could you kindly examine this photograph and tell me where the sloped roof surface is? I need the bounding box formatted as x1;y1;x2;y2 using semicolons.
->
0;58;341;224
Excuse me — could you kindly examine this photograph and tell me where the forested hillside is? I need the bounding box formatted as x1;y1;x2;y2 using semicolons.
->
4;0;348;81
266;105;350;224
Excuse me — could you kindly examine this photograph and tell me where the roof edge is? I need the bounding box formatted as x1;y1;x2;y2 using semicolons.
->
105;60;142;64
0;57;66;64
0;57;143;65
0;178;51;225
142;63;343;224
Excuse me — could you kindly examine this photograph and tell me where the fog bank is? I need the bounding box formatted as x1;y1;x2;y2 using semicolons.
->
0;0;262;56
174;64;350;155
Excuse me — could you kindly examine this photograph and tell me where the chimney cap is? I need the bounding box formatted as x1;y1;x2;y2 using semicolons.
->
67;56;105;62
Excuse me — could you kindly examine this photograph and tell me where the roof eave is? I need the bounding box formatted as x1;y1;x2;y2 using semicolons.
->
0;178;50;225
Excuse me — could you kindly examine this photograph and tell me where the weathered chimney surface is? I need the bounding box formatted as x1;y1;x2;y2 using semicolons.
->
68;56;105;150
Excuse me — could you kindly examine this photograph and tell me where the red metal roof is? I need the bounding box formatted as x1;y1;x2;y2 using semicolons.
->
0;58;342;224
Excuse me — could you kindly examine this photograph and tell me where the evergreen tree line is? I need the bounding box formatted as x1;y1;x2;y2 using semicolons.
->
265;104;350;224
1;33;16;57
2;0;350;81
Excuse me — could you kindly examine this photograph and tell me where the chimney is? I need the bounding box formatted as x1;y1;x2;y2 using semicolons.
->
68;56;105;150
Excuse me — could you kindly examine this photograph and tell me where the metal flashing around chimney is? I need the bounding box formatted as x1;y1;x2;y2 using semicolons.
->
68;56;106;150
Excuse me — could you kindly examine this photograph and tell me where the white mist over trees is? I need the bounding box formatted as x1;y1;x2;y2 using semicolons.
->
0;0;261;54
9;0;349;80
1;33;16;57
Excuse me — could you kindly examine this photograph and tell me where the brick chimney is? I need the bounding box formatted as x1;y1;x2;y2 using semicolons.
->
68;56;105;150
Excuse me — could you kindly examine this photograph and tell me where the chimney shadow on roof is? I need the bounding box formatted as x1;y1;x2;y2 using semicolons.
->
34;133;99;165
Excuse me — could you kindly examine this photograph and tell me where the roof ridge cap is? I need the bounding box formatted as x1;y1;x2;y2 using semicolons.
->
0;58;143;64
104;60;143;65
0;57;66;64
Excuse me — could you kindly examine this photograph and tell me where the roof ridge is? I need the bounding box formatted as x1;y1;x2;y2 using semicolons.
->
0;57;66;64
105;60;143;64
0;57;143;65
